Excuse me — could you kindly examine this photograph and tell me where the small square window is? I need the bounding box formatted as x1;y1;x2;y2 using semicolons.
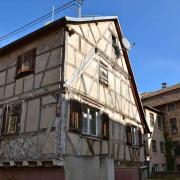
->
1;103;22;135
167;103;176;111
16;48;36;79
99;62;108;86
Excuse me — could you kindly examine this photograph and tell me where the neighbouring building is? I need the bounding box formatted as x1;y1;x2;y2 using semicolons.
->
144;106;166;177
142;83;180;171
0;16;149;180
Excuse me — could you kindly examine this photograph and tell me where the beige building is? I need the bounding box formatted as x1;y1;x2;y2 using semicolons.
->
142;83;180;171
0;16;149;180
144;106;166;177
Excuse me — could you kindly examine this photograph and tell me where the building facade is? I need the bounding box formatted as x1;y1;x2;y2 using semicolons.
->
144;106;166;177
0;16;149;180
142;83;180;171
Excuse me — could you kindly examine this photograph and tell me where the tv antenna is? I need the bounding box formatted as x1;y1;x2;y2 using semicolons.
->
77;0;82;17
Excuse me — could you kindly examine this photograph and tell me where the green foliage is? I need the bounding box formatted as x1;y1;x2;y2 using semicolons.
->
164;134;175;171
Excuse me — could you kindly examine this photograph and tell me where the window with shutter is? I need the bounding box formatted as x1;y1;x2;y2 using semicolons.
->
126;124;142;147
102;112;109;139
99;62;108;86
16;48;36;79
82;106;99;136
1;103;21;135
70;100;82;132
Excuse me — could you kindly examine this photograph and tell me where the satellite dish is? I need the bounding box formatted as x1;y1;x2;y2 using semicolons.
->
122;37;132;51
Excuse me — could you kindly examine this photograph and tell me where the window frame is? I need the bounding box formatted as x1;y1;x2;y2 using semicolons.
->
170;118;178;134
126;124;142;147
99;62;108;86
1;103;22;135
152;140;157;152
167;103;176;111
69;99;109;140
16;48;36;79
82;104;100;137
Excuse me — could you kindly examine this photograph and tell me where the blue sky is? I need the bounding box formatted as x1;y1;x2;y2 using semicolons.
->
0;0;180;93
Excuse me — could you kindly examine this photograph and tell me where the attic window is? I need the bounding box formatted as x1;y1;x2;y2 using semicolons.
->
99;62;108;86
1;103;22;135
16;48;36;79
112;34;120;58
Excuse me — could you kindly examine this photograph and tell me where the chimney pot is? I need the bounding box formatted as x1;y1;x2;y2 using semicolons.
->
161;82;167;89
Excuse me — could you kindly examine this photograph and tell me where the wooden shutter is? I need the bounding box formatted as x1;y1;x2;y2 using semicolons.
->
16;55;22;77
102;112;109;139
1;106;8;135
138;129;142;147
23;48;36;72
126;125;132;145
70;100;82;132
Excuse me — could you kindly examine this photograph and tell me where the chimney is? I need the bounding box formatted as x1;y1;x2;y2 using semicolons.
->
161;82;167;89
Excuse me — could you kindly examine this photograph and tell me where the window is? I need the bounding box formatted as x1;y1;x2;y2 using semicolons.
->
126;125;142;147
167;103;176;111
69;99;109;139
150;113;155;126
99;62;108;86
1;103;22;135
112;34;120;58
173;141;180;156
157;116;162;129
70;100;82;132
170;118;178;134
16;48;36;78
153;164;159;172
82;106;99;136
162;164;166;171
160;142;164;153
152;140;157;152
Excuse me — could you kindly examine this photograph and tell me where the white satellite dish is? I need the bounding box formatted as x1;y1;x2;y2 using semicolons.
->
122;37;132;51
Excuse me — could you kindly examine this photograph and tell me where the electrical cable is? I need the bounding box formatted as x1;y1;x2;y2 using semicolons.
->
0;0;76;41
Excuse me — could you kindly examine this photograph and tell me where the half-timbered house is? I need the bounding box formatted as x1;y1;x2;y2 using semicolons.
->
0;16;149;180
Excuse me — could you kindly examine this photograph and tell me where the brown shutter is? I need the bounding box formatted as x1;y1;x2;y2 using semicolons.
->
16;55;22;77
102;112;109;139
70;100;82;132
1;106;8;135
138;129;142;147
126;125;132;145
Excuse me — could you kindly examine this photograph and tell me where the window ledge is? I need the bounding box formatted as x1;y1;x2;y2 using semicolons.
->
129;145;141;149
80;134;103;141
